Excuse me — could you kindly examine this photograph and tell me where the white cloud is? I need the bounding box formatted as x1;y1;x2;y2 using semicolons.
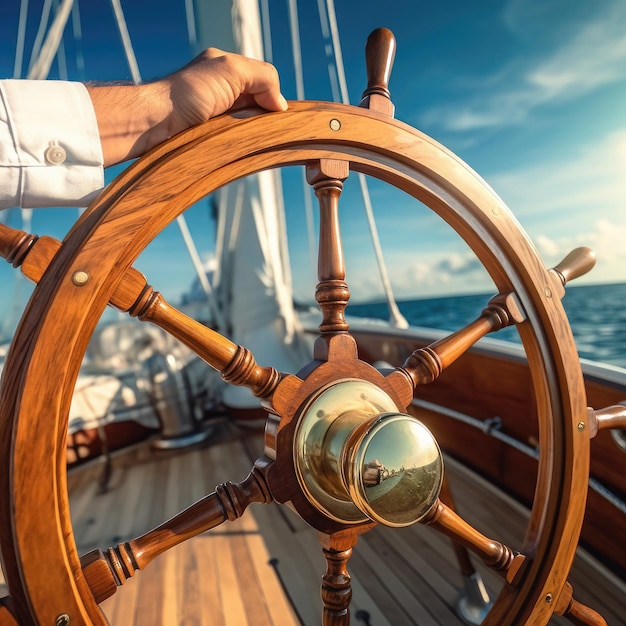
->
489;128;626;219
489;128;626;284
534;234;561;258
394;252;492;298
420;2;626;132
502;0;567;36
527;6;626;97
434;253;482;275
357;251;493;301
534;219;626;285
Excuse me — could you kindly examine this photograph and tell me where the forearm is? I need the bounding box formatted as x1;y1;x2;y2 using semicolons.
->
86;80;173;167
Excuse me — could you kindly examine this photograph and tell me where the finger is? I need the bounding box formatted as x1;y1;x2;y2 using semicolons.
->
230;92;288;113
208;53;287;112
252;90;288;112
238;62;288;112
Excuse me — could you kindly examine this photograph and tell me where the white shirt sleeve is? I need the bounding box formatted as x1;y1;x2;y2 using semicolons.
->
0;80;104;210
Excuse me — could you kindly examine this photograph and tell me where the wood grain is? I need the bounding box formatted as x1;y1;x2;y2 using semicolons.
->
0;99;591;624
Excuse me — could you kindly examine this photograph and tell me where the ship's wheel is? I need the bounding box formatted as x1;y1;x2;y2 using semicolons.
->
0;29;604;625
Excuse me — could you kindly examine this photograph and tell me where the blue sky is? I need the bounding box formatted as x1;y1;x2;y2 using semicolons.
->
1;0;625;330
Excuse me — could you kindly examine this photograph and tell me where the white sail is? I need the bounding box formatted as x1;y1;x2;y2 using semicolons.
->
191;0;311;411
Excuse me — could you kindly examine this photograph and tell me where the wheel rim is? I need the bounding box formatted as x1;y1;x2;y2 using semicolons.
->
0;101;588;625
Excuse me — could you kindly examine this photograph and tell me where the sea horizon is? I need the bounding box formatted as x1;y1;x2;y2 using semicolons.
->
346;281;626;370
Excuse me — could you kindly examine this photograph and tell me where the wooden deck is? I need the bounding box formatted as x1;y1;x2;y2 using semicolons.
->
2;420;626;625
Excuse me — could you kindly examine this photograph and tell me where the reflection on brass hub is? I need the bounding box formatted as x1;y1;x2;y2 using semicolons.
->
294;379;443;527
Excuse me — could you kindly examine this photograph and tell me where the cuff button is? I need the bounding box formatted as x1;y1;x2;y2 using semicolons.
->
44;145;67;165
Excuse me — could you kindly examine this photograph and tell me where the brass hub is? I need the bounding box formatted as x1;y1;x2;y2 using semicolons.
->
294;379;443;527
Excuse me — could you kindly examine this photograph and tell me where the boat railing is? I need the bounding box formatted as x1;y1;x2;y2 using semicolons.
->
411;397;626;517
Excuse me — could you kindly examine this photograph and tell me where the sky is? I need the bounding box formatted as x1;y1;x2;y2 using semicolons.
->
1;0;625;332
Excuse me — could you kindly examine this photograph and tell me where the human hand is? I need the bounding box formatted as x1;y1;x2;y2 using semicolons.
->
164;48;288;136
89;49;288;166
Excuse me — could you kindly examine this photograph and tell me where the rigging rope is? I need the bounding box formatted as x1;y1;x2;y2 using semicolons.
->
184;0;198;51
315;0;339;100
27;0;53;75
109;0;141;84
259;0;273;64
287;0;316;288
27;0;73;80
53;0;69;80
71;0;85;80
14;0;29;78
318;0;349;104
176;213;226;332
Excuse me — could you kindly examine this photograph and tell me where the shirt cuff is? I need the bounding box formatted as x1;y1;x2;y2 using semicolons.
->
0;80;104;209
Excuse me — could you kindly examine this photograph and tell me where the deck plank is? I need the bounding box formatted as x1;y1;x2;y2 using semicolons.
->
133;547;166;626
101;573;140;625
441;454;626;625
2;423;624;625
236;507;301;625
365;528;465;624
213;527;251;626
177;539;204;626
353;536;437;625
250;502;323;625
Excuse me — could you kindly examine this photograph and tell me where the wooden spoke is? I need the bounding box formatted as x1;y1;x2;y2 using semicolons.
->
439;477;494;623
308;159;350;336
0;223;39;268
123;282;282;401
319;532;358;626
422;499;526;583
0;222;283;403
440;476;478;577
81;465;272;603
400;292;526;386
0;223;60;278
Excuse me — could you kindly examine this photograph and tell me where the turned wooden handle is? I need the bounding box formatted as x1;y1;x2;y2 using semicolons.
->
362;27;396;99
551;247;596;286
565;598;608;625
0;224;38;267
307;159;350;334
587;403;626;438
555;582;608;625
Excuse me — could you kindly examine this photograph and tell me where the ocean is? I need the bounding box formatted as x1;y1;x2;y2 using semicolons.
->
346;282;626;370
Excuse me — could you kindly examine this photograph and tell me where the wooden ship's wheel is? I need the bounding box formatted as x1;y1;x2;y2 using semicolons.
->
0;29;618;625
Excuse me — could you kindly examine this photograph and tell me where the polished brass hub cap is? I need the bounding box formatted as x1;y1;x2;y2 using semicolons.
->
294;379;443;526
